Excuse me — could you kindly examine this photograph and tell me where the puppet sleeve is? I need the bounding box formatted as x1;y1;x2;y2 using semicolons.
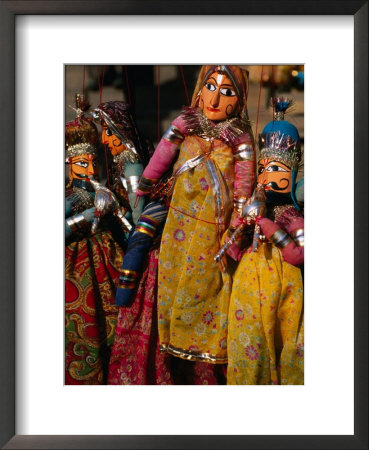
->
137;116;186;196
257;207;304;266
232;132;255;216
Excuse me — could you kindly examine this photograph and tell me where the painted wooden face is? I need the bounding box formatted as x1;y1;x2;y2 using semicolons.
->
70;154;97;181
199;72;239;121
257;158;292;194
101;123;125;156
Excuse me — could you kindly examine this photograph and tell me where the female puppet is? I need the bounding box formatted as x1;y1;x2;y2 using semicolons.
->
94;101;162;310
93;100;151;225
227;98;304;385
65;98;126;384
136;65;255;364
90;101;173;384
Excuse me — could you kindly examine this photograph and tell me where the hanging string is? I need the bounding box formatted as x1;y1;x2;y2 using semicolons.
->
97;65;105;105
103;144;111;190
271;65;275;118
124;65;132;106
82;65;86;100
179;65;190;106
166;200;221;225
157;65;161;143
97;65;111;190
253;65;264;151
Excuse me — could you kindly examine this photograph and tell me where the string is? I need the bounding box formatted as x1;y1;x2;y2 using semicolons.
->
179;65;190;106
97;66;101;98
271;64;275;118
82;65;86;99
97;66;110;190
103;144;111;190
166;200;221;225
157;65;161;143
124;66;132;106
97;66;105;105
253;65;263;151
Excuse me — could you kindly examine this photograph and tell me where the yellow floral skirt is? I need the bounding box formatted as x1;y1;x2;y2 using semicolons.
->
227;243;304;384
157;162;232;363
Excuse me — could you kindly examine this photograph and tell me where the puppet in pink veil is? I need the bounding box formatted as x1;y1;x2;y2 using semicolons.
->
108;65;256;384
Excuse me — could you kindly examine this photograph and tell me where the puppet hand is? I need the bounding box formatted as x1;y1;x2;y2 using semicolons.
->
280;242;304;266
226;241;243;261
257;217;304;266
256;217;278;238
135;190;146;197
229;210;245;232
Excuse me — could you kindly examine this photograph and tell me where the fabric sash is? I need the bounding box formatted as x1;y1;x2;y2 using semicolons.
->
174;151;211;178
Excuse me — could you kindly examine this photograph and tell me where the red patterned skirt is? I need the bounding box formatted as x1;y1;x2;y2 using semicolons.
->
108;244;173;384
65;231;123;384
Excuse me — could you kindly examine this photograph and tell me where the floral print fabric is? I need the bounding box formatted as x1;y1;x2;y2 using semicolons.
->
227;244;304;384
157;135;235;362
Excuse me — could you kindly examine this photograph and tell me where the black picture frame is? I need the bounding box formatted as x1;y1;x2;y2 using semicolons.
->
0;1;367;449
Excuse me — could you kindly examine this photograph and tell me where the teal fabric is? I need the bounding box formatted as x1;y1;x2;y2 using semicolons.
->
125;162;145;224
65;191;94;218
262;119;300;143
295;177;304;203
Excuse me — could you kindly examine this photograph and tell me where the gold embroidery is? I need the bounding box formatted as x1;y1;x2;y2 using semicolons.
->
160;344;227;364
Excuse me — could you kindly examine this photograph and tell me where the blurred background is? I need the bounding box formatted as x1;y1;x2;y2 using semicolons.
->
65;65;304;181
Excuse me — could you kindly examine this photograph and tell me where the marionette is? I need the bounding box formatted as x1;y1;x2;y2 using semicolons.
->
93;100;151;225
65;98;97;242
92;101;165;309
87;100;172;384
134;65;255;365
66;97;132;244
65;96;125;384
226;97;304;385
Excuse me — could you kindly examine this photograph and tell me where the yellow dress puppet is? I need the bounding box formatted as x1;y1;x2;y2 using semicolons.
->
137;65;255;363
227;98;304;384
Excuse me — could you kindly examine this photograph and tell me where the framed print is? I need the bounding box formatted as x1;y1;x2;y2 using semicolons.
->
1;1;367;449
62;63;305;388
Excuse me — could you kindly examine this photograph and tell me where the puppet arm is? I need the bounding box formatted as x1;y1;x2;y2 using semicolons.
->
124;162;145;224
232;134;255;217
225;134;255;260
136;116;186;196
65;207;96;242
256;216;304;266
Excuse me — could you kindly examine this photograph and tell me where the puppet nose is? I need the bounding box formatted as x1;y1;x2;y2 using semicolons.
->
258;174;267;186
210;89;220;107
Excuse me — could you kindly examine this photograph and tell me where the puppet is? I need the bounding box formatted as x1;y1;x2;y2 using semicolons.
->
93;100;151;224
136;65;255;364
227;98;304;385
65;96;125;384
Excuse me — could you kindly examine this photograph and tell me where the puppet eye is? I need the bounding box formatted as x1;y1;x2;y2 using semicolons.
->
266;165;288;172
105;128;113;136
220;87;236;97
258;166;265;175
205;83;216;92
74;161;88;168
